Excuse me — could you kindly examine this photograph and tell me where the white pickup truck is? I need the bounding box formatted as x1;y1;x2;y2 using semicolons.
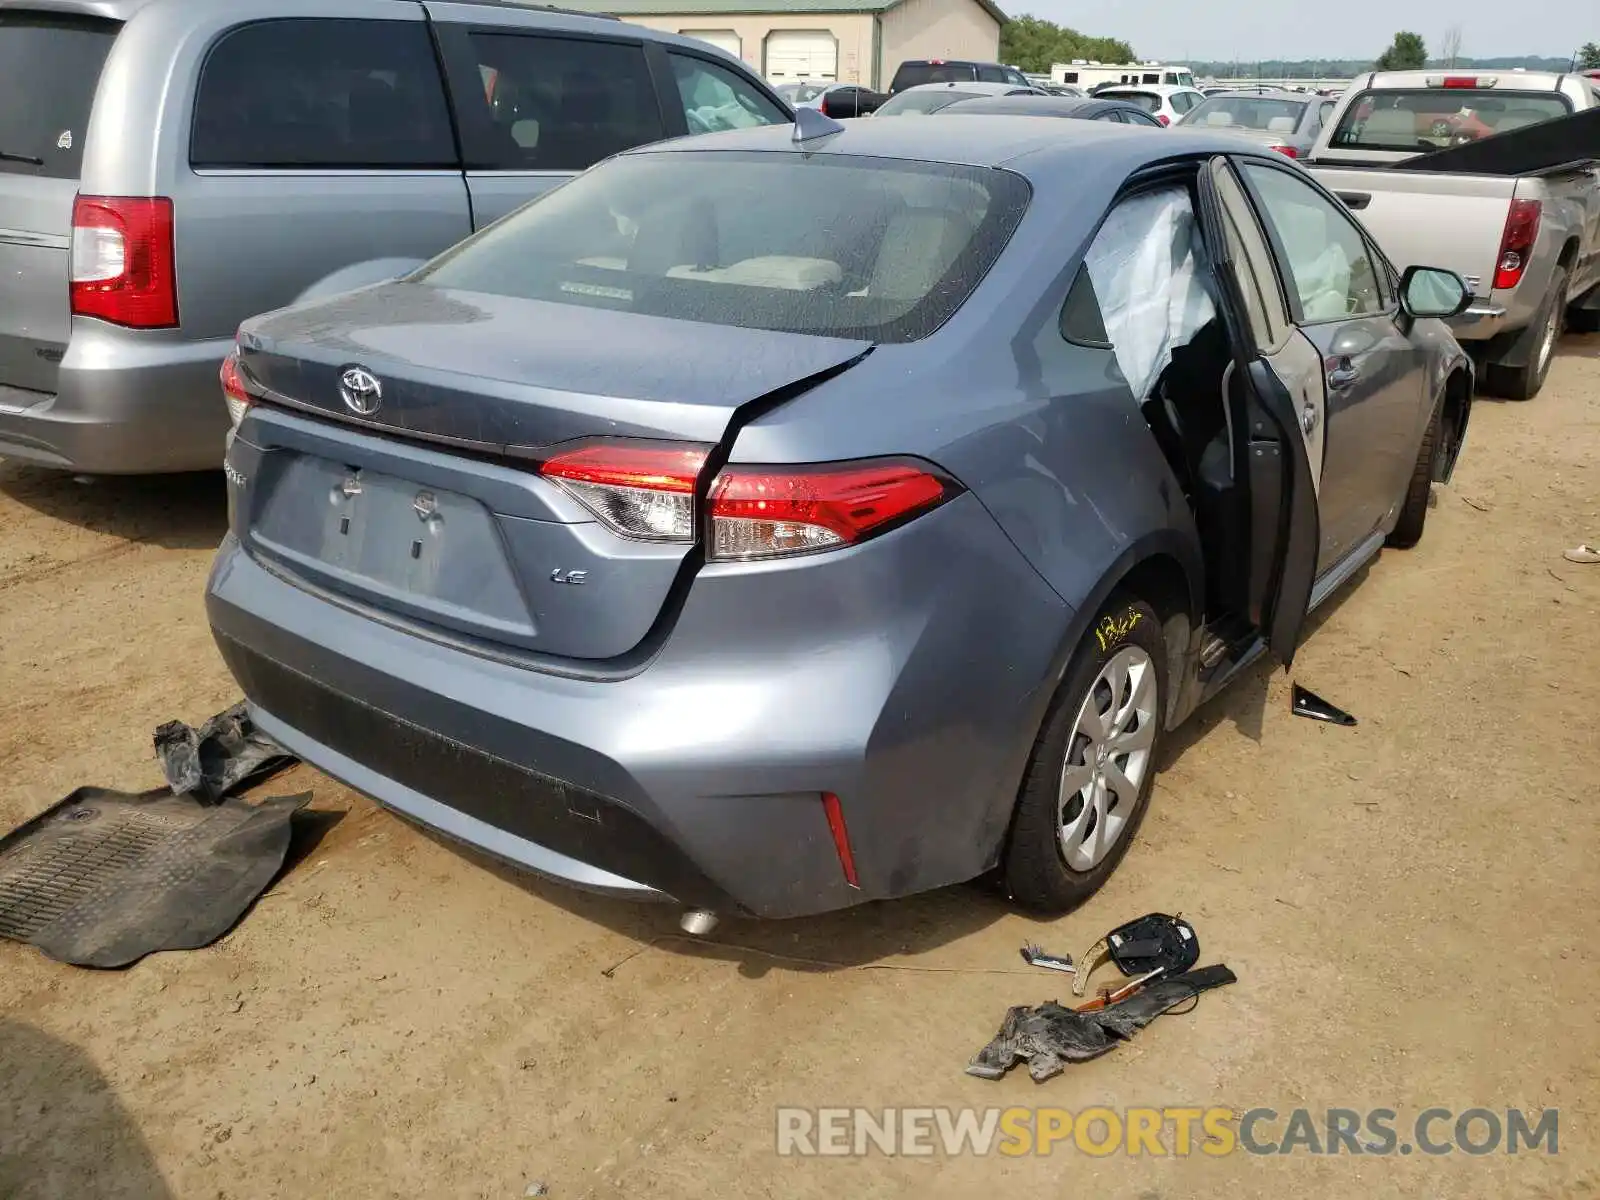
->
1305;70;1600;399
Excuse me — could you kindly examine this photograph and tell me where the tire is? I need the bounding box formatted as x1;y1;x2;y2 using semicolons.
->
1004;595;1166;912
1485;266;1569;401
1386;401;1440;549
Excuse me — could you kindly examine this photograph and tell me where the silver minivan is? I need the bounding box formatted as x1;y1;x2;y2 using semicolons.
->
0;0;789;473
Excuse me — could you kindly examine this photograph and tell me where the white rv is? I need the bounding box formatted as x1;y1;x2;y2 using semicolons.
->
1051;62;1197;90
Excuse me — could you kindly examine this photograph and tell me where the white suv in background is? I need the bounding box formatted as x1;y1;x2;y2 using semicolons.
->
1094;83;1205;126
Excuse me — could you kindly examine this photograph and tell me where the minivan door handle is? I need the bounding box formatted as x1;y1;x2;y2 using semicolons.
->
1326;359;1361;389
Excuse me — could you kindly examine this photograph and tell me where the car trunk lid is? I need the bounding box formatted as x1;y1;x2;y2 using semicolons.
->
0;11;119;396
237;281;872;661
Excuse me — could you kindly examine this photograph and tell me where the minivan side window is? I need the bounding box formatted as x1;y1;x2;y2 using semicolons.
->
455;34;664;172
191;19;455;169
667;54;788;133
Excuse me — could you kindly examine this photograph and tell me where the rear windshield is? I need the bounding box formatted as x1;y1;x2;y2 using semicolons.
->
876;88;987;116
414;151;1030;343
1330;89;1572;153
1100;91;1160;113
893;63;976;90
1182;96;1307;131
0;12;119;178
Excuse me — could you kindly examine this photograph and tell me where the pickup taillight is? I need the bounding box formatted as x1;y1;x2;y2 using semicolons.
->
1493;199;1542;292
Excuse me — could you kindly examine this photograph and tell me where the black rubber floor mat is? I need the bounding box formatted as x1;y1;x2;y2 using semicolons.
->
0;787;309;968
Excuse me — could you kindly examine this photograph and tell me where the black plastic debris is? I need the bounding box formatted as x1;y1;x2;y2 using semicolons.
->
966;965;1238;1082
1291;684;1358;727
155;701;296;802
0;787;309;968
1105;912;1199;978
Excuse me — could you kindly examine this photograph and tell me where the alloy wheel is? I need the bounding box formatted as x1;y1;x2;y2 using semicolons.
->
1057;645;1157;871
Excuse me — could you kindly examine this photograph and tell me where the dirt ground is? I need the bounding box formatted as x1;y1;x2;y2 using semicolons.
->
1;336;1598;1200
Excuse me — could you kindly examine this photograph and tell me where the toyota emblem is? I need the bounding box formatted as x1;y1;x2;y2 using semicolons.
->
339;366;383;416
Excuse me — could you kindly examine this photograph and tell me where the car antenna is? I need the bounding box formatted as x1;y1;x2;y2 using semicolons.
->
792;106;847;144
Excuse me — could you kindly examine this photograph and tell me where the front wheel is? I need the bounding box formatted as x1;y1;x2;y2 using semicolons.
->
1004;596;1166;912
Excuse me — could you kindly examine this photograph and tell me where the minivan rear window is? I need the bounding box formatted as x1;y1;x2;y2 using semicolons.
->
0;12;119;178
414;150;1030;343
191;18;456;169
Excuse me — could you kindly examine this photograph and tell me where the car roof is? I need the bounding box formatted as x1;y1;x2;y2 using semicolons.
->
937;96;1109;119
636;112;1261;177
896;81;1036;96
1203;89;1306;100
1099;83;1198;96
0;0;624;24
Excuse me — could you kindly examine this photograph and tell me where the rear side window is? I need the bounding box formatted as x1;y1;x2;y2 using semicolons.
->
458;34;664;171
0;12;118;179
191;19;455;169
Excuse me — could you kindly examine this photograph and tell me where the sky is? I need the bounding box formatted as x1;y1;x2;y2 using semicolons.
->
1016;0;1593;63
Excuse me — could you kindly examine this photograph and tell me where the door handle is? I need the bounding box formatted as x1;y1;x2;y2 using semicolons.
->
1326;360;1360;389
1301;402;1319;435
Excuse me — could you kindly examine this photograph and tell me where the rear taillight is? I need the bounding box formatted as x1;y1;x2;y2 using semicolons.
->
539;442;950;559
1269;144;1300;158
1494;199;1542;291
708;460;946;560
541;442;709;541
221;348;251;430
70;195;178;328
1156;113;1171;126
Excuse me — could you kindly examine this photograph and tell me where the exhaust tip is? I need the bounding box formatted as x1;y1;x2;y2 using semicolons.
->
679;909;719;937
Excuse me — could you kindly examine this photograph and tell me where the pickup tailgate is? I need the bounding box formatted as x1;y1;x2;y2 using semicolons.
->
1309;166;1515;298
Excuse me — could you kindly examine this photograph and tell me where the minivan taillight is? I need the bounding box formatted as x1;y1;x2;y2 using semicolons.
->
70;195;178;328
539;442;951;559
1494;198;1541;291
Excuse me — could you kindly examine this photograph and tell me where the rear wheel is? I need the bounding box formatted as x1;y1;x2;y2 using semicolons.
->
1485;266;1568;401
1387;401;1441;549
1004;596;1165;912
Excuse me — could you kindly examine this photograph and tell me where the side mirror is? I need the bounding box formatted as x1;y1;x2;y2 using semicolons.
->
1399;265;1472;319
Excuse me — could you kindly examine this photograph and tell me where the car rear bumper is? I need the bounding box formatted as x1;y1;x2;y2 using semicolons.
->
0;326;231;473
205;490;1073;919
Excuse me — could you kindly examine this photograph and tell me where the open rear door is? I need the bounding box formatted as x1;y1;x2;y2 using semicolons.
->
1195;156;1322;666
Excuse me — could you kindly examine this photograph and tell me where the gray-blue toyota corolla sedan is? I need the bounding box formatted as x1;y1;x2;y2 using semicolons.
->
207;115;1475;921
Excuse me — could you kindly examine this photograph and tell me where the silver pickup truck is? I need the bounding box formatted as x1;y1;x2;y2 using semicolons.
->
1306;70;1600;400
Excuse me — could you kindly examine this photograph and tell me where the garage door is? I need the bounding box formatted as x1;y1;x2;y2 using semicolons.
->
764;30;837;82
679;29;742;59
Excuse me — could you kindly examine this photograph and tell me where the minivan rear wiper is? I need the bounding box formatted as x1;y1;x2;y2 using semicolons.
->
0;150;45;166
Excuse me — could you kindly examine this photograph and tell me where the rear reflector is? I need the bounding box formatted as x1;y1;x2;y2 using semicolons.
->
708;459;947;560
220;348;250;430
821;792;860;888
70;195;178;328
540;442;709;541
1494;198;1542;291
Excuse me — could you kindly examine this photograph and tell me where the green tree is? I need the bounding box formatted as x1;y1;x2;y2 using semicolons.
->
1578;42;1600;70
1000;14;1134;74
1376;31;1428;71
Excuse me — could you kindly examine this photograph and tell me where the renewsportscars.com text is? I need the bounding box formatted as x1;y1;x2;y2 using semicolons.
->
775;1106;1559;1158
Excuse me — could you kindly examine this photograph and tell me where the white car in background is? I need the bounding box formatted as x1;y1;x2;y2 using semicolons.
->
1093;83;1206;126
